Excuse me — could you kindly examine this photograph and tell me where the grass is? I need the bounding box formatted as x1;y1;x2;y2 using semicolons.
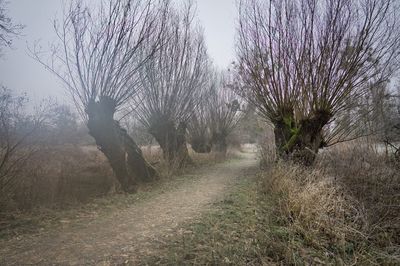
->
3;142;396;265
1;144;241;210
140;144;400;265
142;176;275;265
260;159;399;265
0;152;243;241
0;175;181;240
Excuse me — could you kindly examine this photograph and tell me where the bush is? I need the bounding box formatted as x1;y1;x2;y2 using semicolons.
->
260;144;400;264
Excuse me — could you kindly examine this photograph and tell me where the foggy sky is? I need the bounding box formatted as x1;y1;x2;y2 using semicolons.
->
0;0;237;104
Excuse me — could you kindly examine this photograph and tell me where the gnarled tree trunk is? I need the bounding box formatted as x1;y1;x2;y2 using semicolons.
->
120;125;158;183
274;110;331;166
149;116;192;168
86;97;157;193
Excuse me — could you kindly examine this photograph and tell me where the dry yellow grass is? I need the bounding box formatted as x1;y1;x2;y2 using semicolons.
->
2;145;115;211
260;143;400;264
1;144;239;211
141;144;242;177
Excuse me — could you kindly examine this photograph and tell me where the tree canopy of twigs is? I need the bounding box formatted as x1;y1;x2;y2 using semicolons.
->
0;88;29;195
188;69;244;155
209;71;244;154
0;0;23;54
0;87;50;202
236;0;400;165
31;0;168;192
135;1;209;166
188;94;212;153
32;0;167;117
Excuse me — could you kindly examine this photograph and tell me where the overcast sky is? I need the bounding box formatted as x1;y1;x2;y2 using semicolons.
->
0;0;237;104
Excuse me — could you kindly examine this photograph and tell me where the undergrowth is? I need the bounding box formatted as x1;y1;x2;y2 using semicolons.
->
260;163;399;265
143;146;400;265
0;155;242;241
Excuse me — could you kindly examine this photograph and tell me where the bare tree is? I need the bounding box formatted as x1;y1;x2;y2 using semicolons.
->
32;0;168;192
188;69;243;155
0;0;23;54
44;103;80;145
135;2;209;167
236;0;400;165
187;68;215;154
368;83;400;157
209;71;243;154
0;87;48;203
188;95;212;153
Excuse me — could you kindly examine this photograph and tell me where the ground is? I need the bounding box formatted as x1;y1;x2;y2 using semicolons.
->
0;151;258;265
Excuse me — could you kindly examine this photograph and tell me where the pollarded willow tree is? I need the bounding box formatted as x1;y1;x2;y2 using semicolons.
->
188;95;212;153
135;2;209;167
209;71;243;154
188;70;243;155
32;0;169;192
236;0;400;165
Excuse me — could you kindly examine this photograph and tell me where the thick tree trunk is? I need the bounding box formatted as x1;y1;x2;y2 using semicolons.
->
119;125;158;183
149;116;192;168
191;136;211;153
86;97;157;193
211;132;228;155
274;119;294;160
273;110;331;166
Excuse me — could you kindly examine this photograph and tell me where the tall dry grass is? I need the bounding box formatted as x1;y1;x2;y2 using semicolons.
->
260;141;400;264
1;143;236;212
141;144;241;177
1;145;116;211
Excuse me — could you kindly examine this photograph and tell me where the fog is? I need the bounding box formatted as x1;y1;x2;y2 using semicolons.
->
2;0;398;264
0;0;237;104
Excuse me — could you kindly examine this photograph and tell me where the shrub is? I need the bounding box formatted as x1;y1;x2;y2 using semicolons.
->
260;144;400;264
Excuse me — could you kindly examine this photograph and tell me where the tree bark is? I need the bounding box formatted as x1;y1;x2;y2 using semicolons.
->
211;132;228;155
273;110;331;166
86;97;157;193
119;125;158;183
191;136;211;153
149;116;192;168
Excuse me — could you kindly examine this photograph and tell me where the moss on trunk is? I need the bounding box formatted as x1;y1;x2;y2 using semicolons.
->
273;110;331;166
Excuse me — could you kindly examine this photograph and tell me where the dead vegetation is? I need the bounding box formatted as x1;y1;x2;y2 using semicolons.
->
1;0;400;264
142;141;400;265
261;141;400;264
0;149;254;266
0;142;239;212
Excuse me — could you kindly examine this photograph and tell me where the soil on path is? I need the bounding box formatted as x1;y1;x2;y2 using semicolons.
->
0;152;258;265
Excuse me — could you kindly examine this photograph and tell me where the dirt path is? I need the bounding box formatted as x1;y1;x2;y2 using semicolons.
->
0;152;258;265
